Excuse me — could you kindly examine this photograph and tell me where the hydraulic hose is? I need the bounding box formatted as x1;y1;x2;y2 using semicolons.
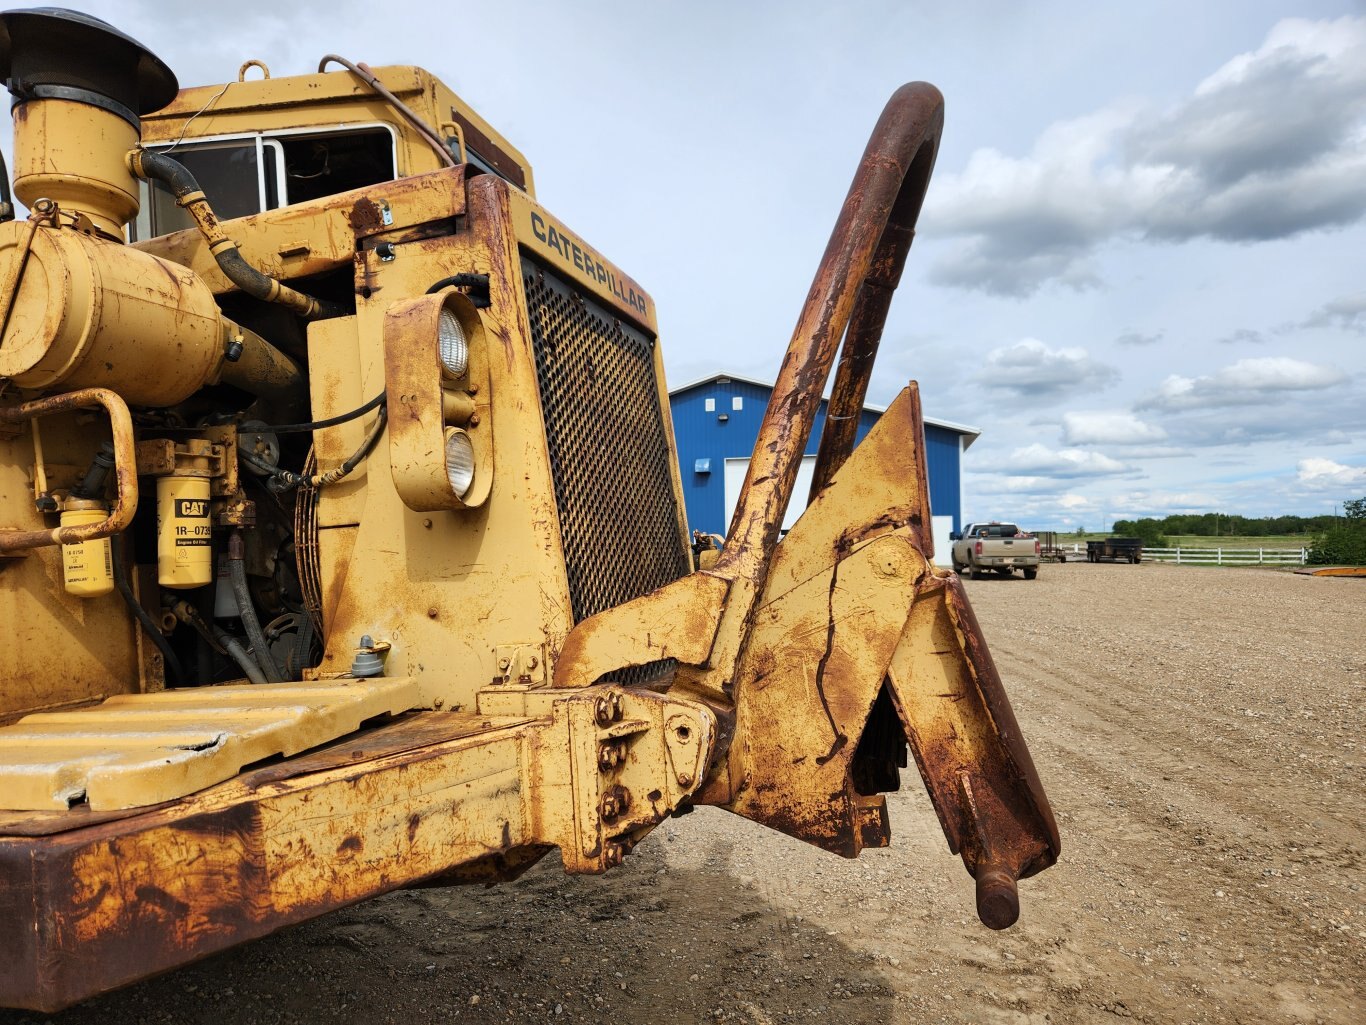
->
112;534;185;686
128;149;345;320
228;530;284;682
240;404;387;491
426;273;491;307
169;598;268;684
318;55;456;169
257;389;385;435
213;626;269;685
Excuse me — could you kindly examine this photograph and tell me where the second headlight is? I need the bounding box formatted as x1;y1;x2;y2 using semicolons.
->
444;427;475;499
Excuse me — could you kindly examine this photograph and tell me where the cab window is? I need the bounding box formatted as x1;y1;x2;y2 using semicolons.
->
130;125;397;241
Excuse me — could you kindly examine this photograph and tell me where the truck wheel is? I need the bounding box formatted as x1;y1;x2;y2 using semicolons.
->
952;559;965;574
1023;568;1038;580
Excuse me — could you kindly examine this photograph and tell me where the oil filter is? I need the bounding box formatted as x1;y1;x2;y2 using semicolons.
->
59;501;114;598
157;476;213;588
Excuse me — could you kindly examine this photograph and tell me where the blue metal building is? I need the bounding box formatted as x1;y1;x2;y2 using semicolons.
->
669;372;979;564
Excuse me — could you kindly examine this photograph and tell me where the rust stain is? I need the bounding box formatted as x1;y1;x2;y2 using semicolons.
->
347;197;386;235
133;885;190;918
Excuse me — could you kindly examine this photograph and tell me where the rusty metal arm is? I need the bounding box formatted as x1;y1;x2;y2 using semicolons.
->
550;83;945;694
720;82;943;576
0;387;138;552
809;126;937;496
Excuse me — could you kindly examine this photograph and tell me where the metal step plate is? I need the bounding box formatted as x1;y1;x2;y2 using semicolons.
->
0;679;420;811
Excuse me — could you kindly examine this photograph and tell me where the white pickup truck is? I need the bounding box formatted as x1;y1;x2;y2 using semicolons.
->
950;522;1041;579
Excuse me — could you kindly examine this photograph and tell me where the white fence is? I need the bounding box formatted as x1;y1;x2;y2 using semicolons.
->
1143;546;1308;566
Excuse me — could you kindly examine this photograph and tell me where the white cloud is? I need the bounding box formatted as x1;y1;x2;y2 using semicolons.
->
1057;493;1097;510
1216;357;1345;390
977;338;1118;397
1107;489;1226;517
1139;356;1347;411
925;16;1366;295
1008;443;1132;478
1062;411;1167;446
1302;292;1366;332
965;473;1074;494
1296;457;1366;488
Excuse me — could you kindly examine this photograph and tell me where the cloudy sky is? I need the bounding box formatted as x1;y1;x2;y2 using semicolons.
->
8;1;1363;529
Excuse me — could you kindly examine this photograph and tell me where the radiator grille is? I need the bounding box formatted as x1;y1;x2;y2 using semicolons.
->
522;259;691;643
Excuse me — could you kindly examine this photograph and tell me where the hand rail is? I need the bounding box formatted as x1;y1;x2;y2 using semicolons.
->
718;82;944;579
0;388;138;551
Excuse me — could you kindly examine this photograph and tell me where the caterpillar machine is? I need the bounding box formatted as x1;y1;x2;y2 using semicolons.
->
0;8;1058;1011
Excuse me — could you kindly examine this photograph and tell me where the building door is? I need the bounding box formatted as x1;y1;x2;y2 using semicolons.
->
931;515;953;568
723;455;816;535
724;456;954;568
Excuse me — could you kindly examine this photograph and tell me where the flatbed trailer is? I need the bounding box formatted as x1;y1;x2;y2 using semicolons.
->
1087;538;1144;563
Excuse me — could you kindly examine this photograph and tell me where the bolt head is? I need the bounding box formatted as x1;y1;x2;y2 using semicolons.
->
594;696;613;726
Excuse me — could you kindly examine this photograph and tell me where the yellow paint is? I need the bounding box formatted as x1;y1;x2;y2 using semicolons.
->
0;678;420;810
10;98;141;236
507;190;656;331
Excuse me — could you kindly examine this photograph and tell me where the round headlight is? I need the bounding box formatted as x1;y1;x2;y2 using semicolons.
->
444;428;475;499
438;307;468;378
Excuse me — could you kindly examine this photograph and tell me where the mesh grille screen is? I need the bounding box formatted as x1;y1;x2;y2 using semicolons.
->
522;259;691;650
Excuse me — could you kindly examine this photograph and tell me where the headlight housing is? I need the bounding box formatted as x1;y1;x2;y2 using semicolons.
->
384;289;493;511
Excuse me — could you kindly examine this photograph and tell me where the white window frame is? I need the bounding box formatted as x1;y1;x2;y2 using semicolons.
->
135;121;399;239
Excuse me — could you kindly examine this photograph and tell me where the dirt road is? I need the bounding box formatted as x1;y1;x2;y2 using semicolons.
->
5;563;1361;1024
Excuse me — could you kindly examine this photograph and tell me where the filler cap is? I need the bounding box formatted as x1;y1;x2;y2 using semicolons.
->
0;7;178;118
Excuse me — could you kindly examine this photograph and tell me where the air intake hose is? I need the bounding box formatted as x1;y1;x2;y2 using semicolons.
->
128;149;345;320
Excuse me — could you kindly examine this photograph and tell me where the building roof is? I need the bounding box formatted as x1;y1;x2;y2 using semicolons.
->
668;370;981;448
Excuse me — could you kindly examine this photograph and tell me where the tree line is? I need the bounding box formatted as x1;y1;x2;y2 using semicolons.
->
1111;512;1343;538
1112;499;1365;565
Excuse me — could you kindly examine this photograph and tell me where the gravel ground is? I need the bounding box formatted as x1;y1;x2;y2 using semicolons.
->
5;562;1362;1024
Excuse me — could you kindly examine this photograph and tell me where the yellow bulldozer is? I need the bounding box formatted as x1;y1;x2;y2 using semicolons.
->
0;8;1058;1012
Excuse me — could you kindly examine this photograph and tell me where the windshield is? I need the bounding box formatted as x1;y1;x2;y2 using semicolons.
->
976;524;1021;538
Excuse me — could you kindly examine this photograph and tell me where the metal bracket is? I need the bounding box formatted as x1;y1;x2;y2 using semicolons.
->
492;643;545;686
510;686;717;874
